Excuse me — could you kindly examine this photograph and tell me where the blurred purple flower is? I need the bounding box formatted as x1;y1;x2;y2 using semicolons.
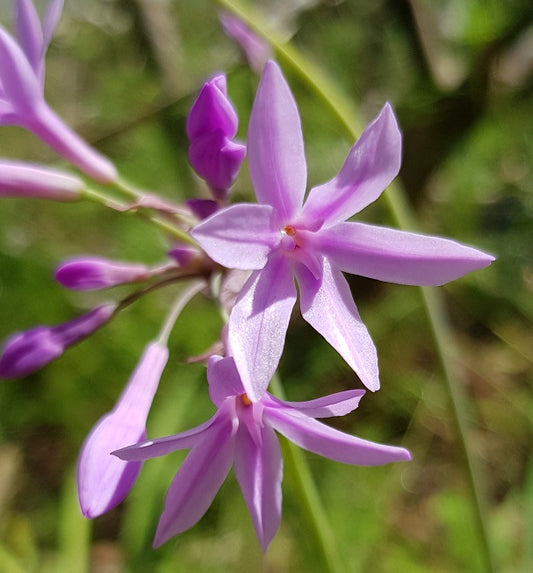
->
0;159;83;200
187;74;246;199
219;12;271;74
0;0;117;183
78;341;169;518
0;303;115;379
115;355;410;551
192;61;495;401
55;257;150;290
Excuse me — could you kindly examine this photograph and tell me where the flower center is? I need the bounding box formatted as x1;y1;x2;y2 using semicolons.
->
240;393;252;406
280;224;300;251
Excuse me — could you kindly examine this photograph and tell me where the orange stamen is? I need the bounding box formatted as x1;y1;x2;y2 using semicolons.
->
240;393;252;406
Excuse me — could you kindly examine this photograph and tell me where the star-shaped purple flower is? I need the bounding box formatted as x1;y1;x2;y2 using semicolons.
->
191;60;494;401
114;355;410;552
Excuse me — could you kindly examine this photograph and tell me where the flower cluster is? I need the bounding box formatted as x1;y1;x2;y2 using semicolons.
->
0;1;493;553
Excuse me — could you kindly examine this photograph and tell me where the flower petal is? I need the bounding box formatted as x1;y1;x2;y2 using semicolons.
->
42;0;64;50
0;27;41;111
248;60;306;222
302;103;401;228
191;203;277;270
152;415;236;547
268;389;365;419
234;422;282;552
114;409;226;461
295;259;379;391
15;0;44;77
207;355;244;406
266;408;411;466
77;342;168;518
228;253;297;402
318;222;495;286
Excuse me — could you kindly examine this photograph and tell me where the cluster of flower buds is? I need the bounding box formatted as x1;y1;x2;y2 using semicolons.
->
0;1;494;553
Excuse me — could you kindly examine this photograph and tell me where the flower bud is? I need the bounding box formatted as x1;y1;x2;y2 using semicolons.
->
219;12;271;74
55;257;150;290
0;304;115;379
78;342;169;518
0;160;83;201
186;75;246;197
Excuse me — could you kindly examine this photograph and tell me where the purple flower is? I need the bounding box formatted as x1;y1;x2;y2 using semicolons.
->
78;342;169;518
114;355;410;551
0;159;83;200
191;61;495;401
0;1;117;183
0;303;115;379
187;74;246;199
219;12;272;74
55;257;150;290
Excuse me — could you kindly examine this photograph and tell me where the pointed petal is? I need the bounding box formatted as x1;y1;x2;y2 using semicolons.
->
42;0;64;49
302;103;401;228
15;0;44;76
0;27;41;112
207;355;244;407
266;408;411;466
234;423;282;552
228;254;297;402
269;389;365;419
296;259;379;391
191;203;277;270
153;416;236;547
114;410;226;461
248;60;306;221
318;222;495;286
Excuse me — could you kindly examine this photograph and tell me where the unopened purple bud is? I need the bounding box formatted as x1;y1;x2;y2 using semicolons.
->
188;130;246;197
55;257;150;290
186;75;246;196
0;160;83;201
0;304;115;379
78;342;168;518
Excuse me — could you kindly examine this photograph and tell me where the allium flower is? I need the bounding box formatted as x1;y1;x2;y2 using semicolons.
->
0;0;117;183
55;257;150;290
114;355;410;551
78;341;169;518
192;60;495;401
186;74;246;199
0;159;83;200
0;303;115;379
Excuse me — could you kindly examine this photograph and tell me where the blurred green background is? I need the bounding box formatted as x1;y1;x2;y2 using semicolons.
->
0;0;532;571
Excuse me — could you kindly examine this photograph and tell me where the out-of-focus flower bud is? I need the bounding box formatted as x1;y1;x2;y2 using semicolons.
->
55;257;150;290
0;304;115;379
77;342;169;518
0;160;83;201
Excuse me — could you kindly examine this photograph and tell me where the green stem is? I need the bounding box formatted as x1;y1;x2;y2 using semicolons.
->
270;374;345;573
216;2;495;571
81;186;197;245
